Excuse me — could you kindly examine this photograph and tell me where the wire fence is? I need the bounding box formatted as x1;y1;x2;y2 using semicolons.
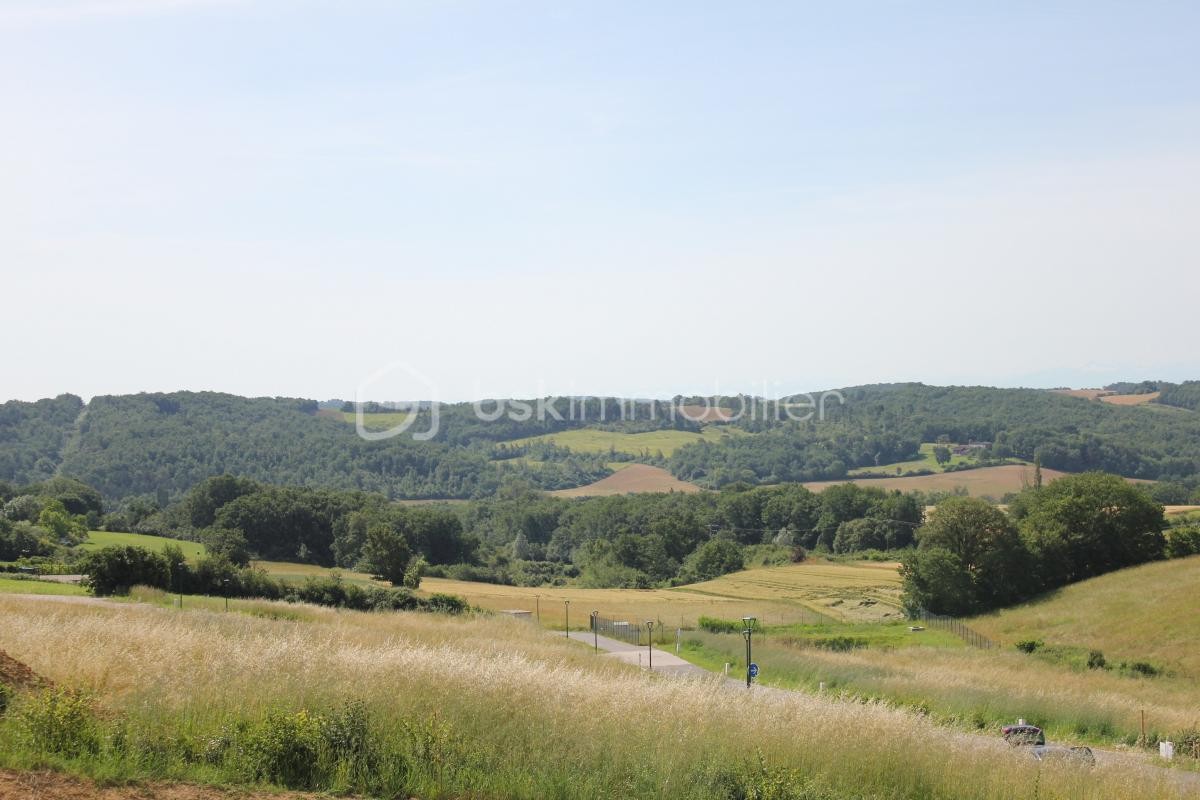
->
915;609;996;650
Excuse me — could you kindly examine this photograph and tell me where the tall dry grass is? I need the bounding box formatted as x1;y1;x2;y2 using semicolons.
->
0;594;1191;799
684;630;1200;744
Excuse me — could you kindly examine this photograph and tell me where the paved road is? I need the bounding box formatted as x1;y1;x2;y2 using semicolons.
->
567;631;710;677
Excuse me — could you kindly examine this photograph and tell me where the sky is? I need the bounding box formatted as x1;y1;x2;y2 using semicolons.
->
2;0;1199;403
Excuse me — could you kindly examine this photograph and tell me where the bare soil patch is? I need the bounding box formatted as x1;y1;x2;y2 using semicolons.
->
0;650;49;690
0;771;325;800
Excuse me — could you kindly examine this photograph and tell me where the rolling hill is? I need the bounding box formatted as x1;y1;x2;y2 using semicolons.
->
4;382;1200;502
970;555;1200;675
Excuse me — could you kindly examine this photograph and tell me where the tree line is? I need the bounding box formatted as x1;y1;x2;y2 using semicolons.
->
901;472;1176;615
5;384;1200;507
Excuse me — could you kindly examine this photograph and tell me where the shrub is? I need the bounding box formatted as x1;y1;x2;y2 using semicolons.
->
0;682;12;715
691;751;832;800
1087;650;1107;670
239;709;325;788
1015;639;1043;654
1171;729;1200;760
16;687;101;757
80;545;171;596
1165;526;1200;558
698;616;742;634
1123;661;1160;677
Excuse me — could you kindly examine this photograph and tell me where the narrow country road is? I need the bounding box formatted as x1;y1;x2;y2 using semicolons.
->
567;631;710;677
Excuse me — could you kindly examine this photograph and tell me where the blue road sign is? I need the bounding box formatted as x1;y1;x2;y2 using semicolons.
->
748;663;759;679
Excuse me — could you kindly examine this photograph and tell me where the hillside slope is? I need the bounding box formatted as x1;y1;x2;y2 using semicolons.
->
4;383;1200;501
970;555;1200;675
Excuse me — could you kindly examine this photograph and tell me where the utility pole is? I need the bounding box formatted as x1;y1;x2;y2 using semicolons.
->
742;617;756;688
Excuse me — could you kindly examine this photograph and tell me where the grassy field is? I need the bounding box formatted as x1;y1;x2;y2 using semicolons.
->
0;593;1186;800
0;576;88;596
252;559;384;586
676;626;1200;748
805;464;1075;498
506;425;738;457
549;464;701;497
970;555;1200;676
83;530;206;560
682;560;904;621
418;576;831;628
849;442;994;476
336;410;413;429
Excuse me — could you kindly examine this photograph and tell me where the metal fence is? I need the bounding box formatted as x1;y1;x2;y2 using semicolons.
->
590;614;665;646
915;609;995;650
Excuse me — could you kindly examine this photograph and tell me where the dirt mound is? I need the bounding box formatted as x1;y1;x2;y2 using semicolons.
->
0;770;326;799
0;650;50;690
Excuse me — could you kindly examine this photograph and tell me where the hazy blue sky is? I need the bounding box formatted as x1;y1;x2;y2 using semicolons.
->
3;1;1198;402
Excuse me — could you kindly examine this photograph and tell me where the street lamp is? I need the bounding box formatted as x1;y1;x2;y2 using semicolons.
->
645;620;655;671
222;578;230;612
742;616;757;688
564;600;570;638
590;610;599;652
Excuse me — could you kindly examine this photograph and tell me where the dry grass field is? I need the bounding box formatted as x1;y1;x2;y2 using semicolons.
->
677;404;736;422
1052;388;1113;400
804;464;1073;497
506;425;736;457
0;594;1188;799
1050;388;1162;406
1101;391;1161;406
682;560;904;621
970;555;1200;676
417;575;826;628
549;464;701;497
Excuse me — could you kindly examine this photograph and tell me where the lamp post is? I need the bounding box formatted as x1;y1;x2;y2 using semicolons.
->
742;616;756;688
645;620;655;671
564;600;570;638
222;578;230;612
591;610;599;652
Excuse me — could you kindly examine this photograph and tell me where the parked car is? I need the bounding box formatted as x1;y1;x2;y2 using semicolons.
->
1002;724;1094;766
1002;724;1045;746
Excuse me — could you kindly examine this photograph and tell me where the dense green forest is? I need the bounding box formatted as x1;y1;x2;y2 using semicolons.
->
0;394;84;485
2;384;1200;503
1156;380;1200;412
671;384;1200;487
132;476;925;588
9;470;1187;605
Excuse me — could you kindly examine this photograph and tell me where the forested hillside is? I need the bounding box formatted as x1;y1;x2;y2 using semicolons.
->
671;383;1200;486
1156;381;1200;412
60;393;508;501
3;384;1200;503
0;394;84;485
